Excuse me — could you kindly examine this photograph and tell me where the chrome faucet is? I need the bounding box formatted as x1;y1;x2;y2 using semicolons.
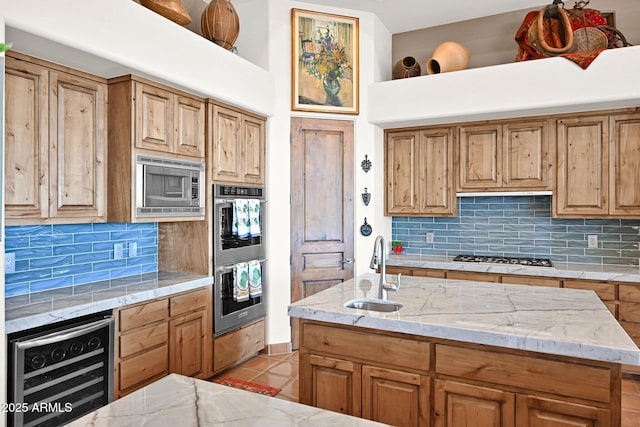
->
369;235;401;300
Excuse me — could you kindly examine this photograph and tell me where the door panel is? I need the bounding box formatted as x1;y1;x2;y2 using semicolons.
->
291;118;354;347
135;82;173;153
516;394;610;427
458;124;501;189
610;113;640;215
503;121;551;189
386;131;418;214
421;128;456;214
211;105;242;182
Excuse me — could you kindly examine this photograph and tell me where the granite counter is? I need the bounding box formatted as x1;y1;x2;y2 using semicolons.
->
288;273;640;365
66;374;388;427
5;271;213;334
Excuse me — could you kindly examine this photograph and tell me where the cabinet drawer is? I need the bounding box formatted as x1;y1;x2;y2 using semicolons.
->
501;275;561;288
619;284;640;303
119;322;168;359
620;321;640;345
119;344;168;391
446;271;500;282
119;299;168;332
214;319;264;373
411;269;446;279
302;322;430;372
435;344;611;403
619;302;640;323
170;287;209;317
563;280;616;301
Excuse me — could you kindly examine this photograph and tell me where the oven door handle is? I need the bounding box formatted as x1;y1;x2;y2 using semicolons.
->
216;258;268;273
15;316;114;350
215;198;266;205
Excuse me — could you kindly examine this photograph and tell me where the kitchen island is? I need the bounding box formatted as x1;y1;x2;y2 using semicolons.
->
66;373;389;426
288;273;640;427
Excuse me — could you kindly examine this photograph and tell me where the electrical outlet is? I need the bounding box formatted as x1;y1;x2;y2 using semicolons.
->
128;242;138;258
426;232;435;243
5;253;16;274
587;235;598;248
114;243;124;260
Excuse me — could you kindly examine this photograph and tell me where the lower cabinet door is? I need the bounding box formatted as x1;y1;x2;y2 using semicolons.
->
169;310;207;379
362;365;430;427
515;395;611;427
304;354;361;417
434;379;515;427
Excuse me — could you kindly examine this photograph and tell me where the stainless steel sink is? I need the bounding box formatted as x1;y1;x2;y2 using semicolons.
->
344;299;403;312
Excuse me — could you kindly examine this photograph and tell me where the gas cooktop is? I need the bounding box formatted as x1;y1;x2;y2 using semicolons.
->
453;254;553;268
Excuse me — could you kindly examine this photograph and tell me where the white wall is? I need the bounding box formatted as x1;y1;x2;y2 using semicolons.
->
263;0;391;346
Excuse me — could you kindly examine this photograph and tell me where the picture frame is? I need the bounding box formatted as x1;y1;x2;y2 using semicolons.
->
291;9;359;115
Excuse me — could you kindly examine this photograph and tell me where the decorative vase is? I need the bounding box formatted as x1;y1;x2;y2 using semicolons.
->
322;76;342;106
392;56;421;79
140;0;192;26
426;41;471;74
201;0;240;50
392;246;403;254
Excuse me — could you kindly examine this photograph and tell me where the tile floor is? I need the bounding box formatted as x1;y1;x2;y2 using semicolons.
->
212;352;640;426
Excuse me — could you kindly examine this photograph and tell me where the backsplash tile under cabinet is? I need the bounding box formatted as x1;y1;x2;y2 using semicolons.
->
5;222;158;297
392;196;640;266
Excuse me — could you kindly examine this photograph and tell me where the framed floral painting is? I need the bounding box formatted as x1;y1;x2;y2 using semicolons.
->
291;9;359;114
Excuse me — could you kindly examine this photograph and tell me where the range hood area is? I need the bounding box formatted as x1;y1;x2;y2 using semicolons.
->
368;45;640;129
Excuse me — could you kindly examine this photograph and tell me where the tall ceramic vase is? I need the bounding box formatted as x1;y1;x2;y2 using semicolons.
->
140;0;192;26
201;0;240;51
392;56;421;79
426;41;471;74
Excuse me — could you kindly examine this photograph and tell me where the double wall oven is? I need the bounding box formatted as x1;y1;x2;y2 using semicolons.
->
212;185;266;336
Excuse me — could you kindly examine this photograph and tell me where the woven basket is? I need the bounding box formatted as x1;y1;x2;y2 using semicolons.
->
573;27;608;52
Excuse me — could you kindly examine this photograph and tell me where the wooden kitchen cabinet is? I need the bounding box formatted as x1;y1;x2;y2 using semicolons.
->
609;113;640;216
114;287;212;399
208;102;266;185
457;120;552;192
304;354;361;417
516;395;611;427
385;127;456;216
213;318;265;373
5;52;107;224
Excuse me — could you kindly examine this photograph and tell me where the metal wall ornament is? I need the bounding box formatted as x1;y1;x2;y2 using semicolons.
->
361;187;371;206
360;217;372;236
361;155;372;173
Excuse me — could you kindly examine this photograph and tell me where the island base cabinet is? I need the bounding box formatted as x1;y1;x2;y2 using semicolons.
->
363;366;429;427
434;380;514;427
302;354;361;417
516;395;611;427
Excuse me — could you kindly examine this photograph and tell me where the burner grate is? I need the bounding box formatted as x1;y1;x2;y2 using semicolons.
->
453;254;553;268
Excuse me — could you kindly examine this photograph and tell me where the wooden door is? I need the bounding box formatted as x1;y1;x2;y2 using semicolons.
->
555;116;609;217
290;118;354;347
301;354;361;417
135;82;173;153
169;310;207;379
434;379;515;427
173;95;205;158
241;114;265;185
503;120;552;190
362;365;429;427
516;395;610;427
458;124;502;190
609;113;640;216
385;130;420;214
210;104;242;183
4;57;49;222
420;127;456;215
49;70;107;221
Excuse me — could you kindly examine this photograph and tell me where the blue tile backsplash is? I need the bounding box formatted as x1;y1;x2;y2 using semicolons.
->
5;222;158;297
392;196;640;266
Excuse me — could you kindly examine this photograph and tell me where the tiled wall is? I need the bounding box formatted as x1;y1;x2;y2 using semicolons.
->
5;222;158;297
392;196;640;266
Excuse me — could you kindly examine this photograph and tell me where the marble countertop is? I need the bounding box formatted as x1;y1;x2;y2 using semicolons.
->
288;273;640;365
5;271;213;334
66;374;388;427
387;254;640;282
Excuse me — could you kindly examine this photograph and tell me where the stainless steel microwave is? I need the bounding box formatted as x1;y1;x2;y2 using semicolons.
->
135;154;205;218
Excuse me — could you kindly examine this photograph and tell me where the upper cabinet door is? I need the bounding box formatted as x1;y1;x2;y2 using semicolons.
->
49;70;107;221
610;113;640;216
135;82;173;153
174;95;205;158
502;120;552;189
241;114;265;185
210;104;242;183
555;116;609;216
385;130;419;214
4;57;49;221
458;124;501;190
420;128;456;215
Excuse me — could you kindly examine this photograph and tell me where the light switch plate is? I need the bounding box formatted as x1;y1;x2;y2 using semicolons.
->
114;243;124;260
128;242;137;258
587;235;598;248
5;252;15;273
426;232;435;243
